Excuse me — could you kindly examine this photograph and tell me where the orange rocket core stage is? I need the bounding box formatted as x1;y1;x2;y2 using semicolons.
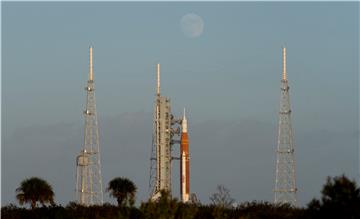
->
180;110;190;202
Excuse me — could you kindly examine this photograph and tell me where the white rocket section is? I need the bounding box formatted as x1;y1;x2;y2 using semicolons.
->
181;151;186;198
183;193;189;202
181;151;189;202
182;108;188;133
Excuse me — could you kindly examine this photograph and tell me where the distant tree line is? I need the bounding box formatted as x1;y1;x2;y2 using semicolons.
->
2;174;360;219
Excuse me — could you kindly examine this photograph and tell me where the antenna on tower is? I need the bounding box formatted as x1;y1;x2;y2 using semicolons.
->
157;63;160;95
282;47;287;81
89;46;94;81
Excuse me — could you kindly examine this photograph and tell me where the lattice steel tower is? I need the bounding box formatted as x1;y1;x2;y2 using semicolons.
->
75;47;104;205
274;47;297;206
149;64;181;200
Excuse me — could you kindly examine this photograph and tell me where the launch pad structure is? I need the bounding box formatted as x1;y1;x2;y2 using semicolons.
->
149;64;191;202
75;47;104;206
274;47;297;206
71;47;296;205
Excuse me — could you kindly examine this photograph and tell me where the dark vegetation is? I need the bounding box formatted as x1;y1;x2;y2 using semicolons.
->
107;177;137;207
15;177;55;209
2;175;360;219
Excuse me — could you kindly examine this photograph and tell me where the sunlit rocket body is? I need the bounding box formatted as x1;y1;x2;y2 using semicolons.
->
180;109;190;202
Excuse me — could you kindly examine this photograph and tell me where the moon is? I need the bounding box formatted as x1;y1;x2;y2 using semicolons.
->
180;13;204;38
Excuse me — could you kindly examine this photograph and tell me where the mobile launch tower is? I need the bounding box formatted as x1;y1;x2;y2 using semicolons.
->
149;64;185;201
75;47;104;205
274;47;297;206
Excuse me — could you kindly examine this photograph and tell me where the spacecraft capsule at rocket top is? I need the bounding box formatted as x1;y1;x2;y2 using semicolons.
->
182;108;187;133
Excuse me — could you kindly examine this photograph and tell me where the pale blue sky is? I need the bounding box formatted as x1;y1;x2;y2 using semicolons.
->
2;2;359;206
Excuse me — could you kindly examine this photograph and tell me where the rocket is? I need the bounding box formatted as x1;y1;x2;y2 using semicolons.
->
180;109;190;202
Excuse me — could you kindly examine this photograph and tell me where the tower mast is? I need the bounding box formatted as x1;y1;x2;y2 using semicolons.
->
76;46;104;205
149;63;181;200
274;47;297;206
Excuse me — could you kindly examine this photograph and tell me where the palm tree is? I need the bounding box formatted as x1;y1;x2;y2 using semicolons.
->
107;177;137;207
16;177;55;209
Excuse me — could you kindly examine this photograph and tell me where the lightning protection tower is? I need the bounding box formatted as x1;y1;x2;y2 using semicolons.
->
76;47;104;205
149;63;181;201
274;47;297;206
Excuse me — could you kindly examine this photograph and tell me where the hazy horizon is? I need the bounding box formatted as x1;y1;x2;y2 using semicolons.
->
2;2;359;207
